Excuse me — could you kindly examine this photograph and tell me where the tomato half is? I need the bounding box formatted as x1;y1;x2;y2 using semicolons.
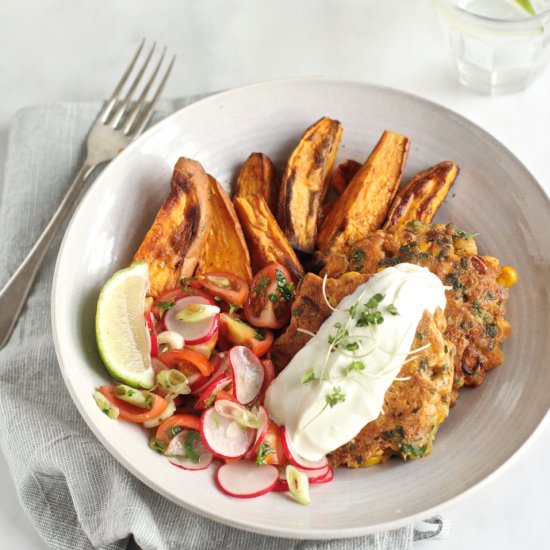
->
243;264;294;329
196;272;249;306
158;349;214;377
218;313;274;357
259;420;287;466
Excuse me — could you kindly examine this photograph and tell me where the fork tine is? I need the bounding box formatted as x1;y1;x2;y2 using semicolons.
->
122;47;166;134
109;43;156;128
99;39;145;123
129;55;176;138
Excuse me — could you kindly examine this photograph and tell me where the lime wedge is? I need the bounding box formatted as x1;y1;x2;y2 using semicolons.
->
95;261;154;389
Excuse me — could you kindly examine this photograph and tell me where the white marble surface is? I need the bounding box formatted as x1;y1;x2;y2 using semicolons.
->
0;0;549;548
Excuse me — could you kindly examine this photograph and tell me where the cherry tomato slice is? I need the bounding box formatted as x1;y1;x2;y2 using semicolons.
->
259;419;287;466
218;313;274;357
156;414;201;444
159;349;214;377
98;386;168;423
196;272;249;306
243;264;294;329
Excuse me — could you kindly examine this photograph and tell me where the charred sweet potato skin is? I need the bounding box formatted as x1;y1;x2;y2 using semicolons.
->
331;159;361;195
196;175;252;282
234;153;279;214
383;161;459;228
316;130;409;258
234;194;304;282
278;117;343;253
133;158;211;297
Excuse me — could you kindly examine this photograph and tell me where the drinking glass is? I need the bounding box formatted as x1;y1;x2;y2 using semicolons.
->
434;0;550;94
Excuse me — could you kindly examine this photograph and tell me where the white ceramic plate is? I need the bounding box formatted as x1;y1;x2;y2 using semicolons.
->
52;79;550;539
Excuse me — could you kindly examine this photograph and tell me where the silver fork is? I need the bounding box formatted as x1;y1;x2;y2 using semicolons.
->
0;40;175;349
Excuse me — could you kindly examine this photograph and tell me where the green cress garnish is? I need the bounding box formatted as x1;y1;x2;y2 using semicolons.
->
301;367;317;384
325;386;346;408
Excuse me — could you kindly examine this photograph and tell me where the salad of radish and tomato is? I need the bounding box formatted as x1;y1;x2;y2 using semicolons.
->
94;263;333;504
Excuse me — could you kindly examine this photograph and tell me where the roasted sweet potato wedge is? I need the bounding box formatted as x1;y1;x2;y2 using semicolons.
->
234;153;279;214
316;130;409;258
234;194;304;282
383;161;459;229
331;159;361;195
133;157;211;297
278;117;343;253
196;175;252;282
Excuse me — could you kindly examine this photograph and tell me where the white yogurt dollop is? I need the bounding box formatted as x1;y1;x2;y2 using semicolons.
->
264;263;446;461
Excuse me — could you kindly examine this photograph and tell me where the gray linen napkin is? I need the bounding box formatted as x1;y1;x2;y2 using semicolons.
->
0;96;449;550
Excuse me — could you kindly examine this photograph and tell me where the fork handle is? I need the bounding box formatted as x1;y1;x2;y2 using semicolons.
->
0;161;96;349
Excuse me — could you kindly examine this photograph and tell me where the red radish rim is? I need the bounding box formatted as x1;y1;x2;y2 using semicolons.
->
200;407;255;459
252;405;269;452
191;353;228;396
215;462;278;498
228;346;265;405
280;426;329;471
193;376;232;411
146;313;158;357
168;457;212;471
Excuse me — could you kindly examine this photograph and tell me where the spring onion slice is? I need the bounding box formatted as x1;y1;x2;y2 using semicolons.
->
93;390;119;419
114;384;153;408
156;369;191;395
286;465;311;505
214;399;260;429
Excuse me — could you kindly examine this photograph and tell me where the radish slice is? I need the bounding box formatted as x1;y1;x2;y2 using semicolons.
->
229;346;265;405
146;313;158;357
164;429;213;470
164;296;220;344
316;466;334;483
251;405;269;452
193;375;232;411
191;353;228;396
280;426;329;470
201;407;255;459
216;461;278;498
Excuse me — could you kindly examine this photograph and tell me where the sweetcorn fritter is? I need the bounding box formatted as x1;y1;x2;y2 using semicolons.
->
320;221;511;392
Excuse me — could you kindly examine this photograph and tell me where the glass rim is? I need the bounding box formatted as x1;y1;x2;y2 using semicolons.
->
437;0;550;25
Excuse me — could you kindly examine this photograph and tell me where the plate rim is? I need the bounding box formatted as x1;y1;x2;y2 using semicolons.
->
51;76;550;539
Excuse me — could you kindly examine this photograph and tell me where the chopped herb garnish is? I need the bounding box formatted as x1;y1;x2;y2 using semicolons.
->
416;331;426;341
256;441;275;465
181;277;192;289
254;329;265;341
165;425;183;439
228;303;239;314
268;293;279;303
291;307;303;317
301;367;317;384
381;426;405;441
326;386;346;408
399;442;428;458
183;430;202;463
156;301;174;310
349;303;358;318
453;227;479;240
214;296;223;303
485;322;498;338
275;270;294;302
387;304;399;315
399;242;418;255
148;436;168;454
251;275;270;293
378;257;402;266
351;249;365;263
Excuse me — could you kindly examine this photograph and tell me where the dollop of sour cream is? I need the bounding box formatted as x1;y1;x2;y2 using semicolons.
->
264;263;447;461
